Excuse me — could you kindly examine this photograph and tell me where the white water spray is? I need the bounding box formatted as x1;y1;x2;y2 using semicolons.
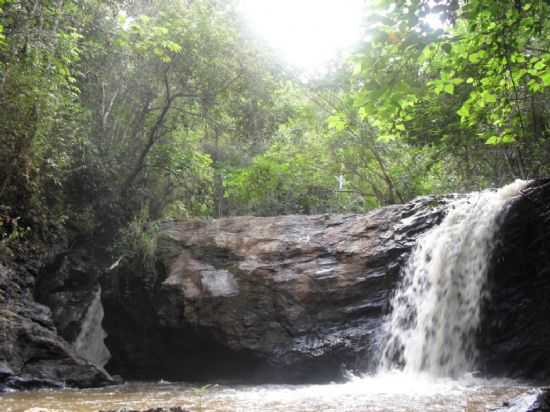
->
381;180;528;377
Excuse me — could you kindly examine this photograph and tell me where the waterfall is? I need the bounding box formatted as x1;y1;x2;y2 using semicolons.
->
380;180;528;377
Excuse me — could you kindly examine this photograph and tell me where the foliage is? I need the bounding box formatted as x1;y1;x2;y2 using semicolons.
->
0;0;290;253
0;0;549;261
0;0;83;227
350;0;550;185
0;207;31;260
225;125;358;215
113;208;160;269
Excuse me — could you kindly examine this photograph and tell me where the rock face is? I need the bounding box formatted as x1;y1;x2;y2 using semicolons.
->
495;389;550;412
73;286;111;368
479;180;550;380
5;181;550;389
0;259;112;391
36;248;111;368
103;196;453;382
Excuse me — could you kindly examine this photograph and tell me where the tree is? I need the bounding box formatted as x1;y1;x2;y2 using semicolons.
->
350;0;550;186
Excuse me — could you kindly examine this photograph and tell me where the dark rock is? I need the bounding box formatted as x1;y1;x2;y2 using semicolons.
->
36;248;111;367
0;261;113;391
2;375;64;391
103;196;454;382
480;180;550;381
0;361;14;379
111;374;125;384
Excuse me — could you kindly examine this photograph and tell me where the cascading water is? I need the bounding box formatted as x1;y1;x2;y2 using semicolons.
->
0;180;539;412
380;180;528;377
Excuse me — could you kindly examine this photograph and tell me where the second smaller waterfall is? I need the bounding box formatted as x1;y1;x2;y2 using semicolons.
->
380;180;528;377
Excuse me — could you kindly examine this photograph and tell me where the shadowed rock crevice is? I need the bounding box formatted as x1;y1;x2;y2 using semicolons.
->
0;259;112;391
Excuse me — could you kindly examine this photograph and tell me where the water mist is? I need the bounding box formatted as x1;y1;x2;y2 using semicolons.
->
380;180;528;377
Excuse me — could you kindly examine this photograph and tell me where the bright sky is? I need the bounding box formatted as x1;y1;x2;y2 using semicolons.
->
238;0;365;74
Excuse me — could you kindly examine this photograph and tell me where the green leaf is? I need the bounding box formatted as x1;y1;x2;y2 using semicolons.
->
534;60;546;71
528;78;543;92
457;104;470;120
327;114;347;131
486;136;499;144
443;83;455;94
481;90;497;104
469;52;481;64
377;132;397;143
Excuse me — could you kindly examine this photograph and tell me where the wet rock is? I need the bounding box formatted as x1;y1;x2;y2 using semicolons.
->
73;286;111;368
0;361;14;379
36;249;111;367
0;262;113;391
494;388;550;412
103;196;454;382
2;376;64;391
480;180;550;381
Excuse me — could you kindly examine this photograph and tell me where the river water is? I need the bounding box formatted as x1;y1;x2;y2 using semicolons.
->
0;181;537;411
0;373;537;412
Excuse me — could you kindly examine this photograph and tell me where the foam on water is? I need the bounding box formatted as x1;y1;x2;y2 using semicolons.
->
0;375;531;412
380;179;529;376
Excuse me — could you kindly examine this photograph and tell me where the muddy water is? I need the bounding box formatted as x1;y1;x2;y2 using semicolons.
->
0;372;535;412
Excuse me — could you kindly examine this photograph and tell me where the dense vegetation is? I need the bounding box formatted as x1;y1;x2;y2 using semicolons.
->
0;0;549;260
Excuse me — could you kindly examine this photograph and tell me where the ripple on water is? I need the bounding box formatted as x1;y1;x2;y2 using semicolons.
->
0;373;535;412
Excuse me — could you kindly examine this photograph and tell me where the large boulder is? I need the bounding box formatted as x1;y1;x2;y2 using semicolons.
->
102;196;454;382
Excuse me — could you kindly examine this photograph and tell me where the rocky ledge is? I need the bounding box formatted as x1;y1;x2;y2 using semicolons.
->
4;180;550;389
103;196;453;382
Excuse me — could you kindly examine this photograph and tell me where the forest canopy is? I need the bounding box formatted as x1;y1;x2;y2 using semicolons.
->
0;0;549;258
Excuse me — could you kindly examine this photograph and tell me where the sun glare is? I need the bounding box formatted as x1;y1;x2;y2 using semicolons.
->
238;0;365;75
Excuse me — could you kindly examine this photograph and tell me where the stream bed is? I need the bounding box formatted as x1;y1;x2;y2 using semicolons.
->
0;372;538;412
